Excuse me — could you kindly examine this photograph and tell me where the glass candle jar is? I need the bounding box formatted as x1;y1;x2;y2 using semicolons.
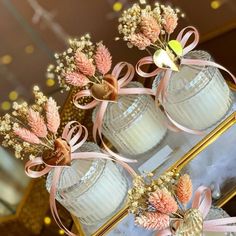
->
154;51;233;131
93;82;167;156
46;142;128;225
205;207;236;236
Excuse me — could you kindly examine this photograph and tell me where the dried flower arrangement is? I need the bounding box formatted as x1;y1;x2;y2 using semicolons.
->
0;86;61;162
118;3;179;51
128;171;194;232
46;34;114;98
129;172;236;235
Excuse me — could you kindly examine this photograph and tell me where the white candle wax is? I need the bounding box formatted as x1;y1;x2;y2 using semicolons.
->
103;95;167;156
109;101;166;155
164;66;231;130
47;154;128;225
69;160;128;225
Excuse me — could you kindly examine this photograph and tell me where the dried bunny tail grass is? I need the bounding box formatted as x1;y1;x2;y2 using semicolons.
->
14;127;42;144
129;33;151;50
140;15;161;43
176;174;192;204
94;43;112;75
65;71;90;87
149;189;178;214
162;5;178;34
135;212;169;230
45;97;60;134
75;51;95;77
28;108;48;138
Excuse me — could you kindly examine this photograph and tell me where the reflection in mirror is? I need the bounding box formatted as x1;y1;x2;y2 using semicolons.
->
182;122;236;201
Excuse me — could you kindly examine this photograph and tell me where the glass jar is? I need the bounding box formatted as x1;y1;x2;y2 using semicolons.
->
153;51;233;131
93;82;167;157
205;207;236;236
46;142;128;225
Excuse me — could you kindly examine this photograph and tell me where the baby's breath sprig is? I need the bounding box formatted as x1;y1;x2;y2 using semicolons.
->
118;3;179;51
128;170;179;215
47;34;112;92
0;86;60;160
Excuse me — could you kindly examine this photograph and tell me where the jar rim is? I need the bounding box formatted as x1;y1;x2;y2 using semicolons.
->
92;81;149;126
163;50;222;104
46;142;105;194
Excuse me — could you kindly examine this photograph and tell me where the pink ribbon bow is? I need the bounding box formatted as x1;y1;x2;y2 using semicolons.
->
157;186;236;235
73;62;155;161
25;121;136;236
136;26;236;134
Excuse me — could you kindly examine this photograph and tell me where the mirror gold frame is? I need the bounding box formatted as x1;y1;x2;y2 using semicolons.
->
72;111;236;235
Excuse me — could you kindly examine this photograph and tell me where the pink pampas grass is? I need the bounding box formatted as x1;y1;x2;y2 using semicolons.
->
141;15;160;43
94;43;112;75
162;7;178;34
176;174;192;204
14;127;42;144
149;189;178;214
28;108;48;138
135;212;169;230
75;51;95;76
45;97;60;134
130;33;151;50
65;71;90;87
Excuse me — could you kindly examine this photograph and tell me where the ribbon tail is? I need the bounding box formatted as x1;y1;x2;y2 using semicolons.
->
73;89;99;109
181;58;236;83
119;87;155;96
50;167;78;236
204;225;236;232
112;62;135;87
165;111;204;135
93;101;108;143
192;186;212;219
136;56;162;78
25;157;52;178
157;69;172;104
156;228;172;236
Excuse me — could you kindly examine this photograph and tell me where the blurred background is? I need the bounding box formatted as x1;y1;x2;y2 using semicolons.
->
0;0;235;235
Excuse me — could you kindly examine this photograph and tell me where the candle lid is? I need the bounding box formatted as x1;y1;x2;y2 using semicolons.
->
153;50;221;104
46;142;106;198
93;82;150;131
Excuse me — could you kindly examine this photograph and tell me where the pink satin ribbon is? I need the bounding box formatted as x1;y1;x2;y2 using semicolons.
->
157;186;236;235
73;62;155;161
136;26;236;134
25;121;136;236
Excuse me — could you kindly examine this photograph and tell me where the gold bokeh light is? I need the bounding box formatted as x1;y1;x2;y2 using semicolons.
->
46;78;55;87
113;2;123;12
58;229;65;235
25;45;35;54
1;101;11;111
9;91;18;101
211;0;221;9
1;55;13;65
44;216;51;225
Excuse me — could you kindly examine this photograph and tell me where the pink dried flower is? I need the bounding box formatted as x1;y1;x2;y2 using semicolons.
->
14;127;41;144
140;15;161;43
28;108;48;138
65;71;90;87
135;212;169;230
129;33;151;50
176;174;192;204
162;7;178;34
94;43;112;75
45;97;60;134
75;51;95;76
149;189;178;214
